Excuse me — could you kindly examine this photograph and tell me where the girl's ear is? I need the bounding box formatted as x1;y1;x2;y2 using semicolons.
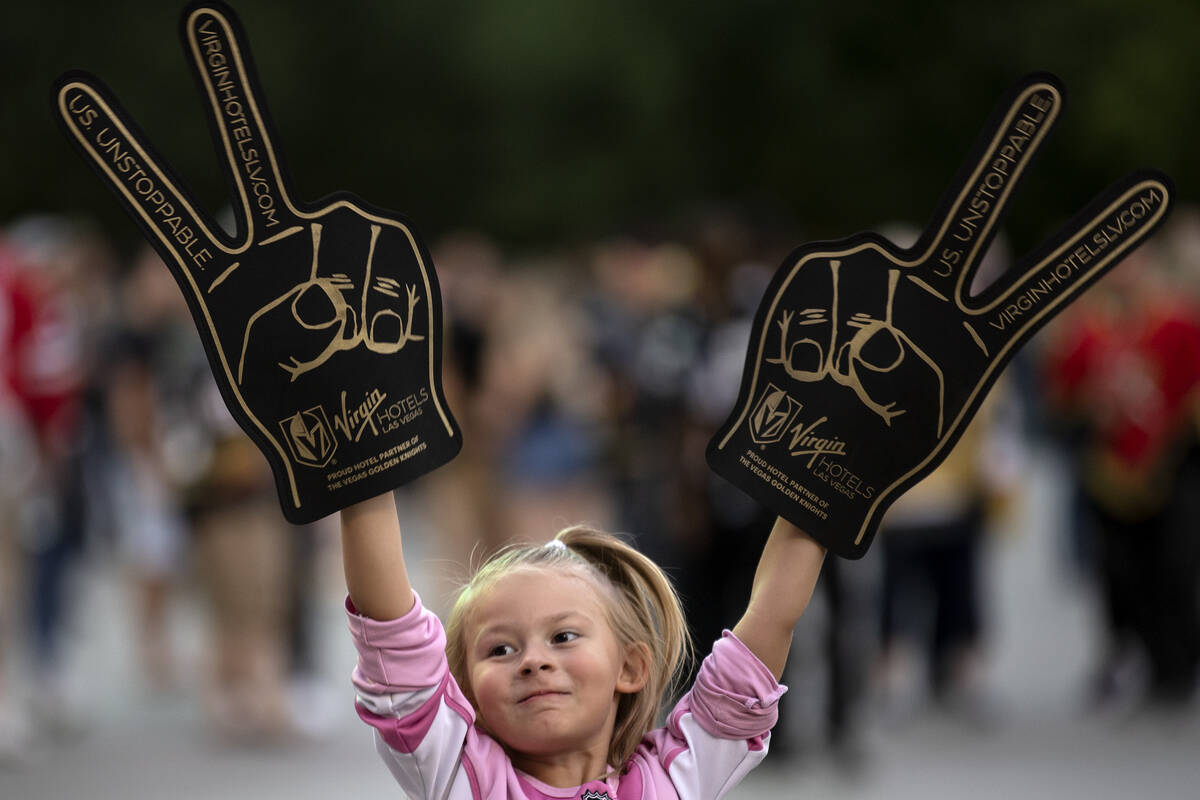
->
616;641;652;694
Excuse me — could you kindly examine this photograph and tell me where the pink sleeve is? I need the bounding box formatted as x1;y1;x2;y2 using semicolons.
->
635;631;786;800
685;630;787;739
347;592;510;799
346;591;454;698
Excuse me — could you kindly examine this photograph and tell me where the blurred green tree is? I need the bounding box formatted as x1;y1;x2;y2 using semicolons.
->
4;0;1196;254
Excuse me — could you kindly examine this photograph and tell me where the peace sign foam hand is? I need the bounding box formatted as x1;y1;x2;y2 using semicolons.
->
708;73;1172;558
55;1;460;524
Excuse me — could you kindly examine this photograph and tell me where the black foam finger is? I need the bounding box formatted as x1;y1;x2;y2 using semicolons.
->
707;73;1174;559
56;4;462;525
183;2;293;240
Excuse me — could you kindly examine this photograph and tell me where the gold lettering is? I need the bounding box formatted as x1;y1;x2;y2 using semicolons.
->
935;247;960;277
68;94;98;128
988;187;1161;333
196;18;280;228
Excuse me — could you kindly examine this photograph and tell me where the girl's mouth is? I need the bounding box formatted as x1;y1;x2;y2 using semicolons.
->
519;690;568;703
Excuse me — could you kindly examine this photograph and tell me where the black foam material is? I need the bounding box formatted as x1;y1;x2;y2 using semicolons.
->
708;74;1173;558
55;2;460;523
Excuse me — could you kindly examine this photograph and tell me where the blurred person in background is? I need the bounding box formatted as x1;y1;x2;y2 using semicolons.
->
419;235;616;611
584;233;706;571
0;237;47;758
121;244;299;743
420;233;523;612
876;389;1023;726
186;367;296;742
677;211;776;684
91;240;207;697
875;228;1024;729
1043;235;1200;710
482;258;614;544
93;331;187;691
101;246;208;700
0;217;115;752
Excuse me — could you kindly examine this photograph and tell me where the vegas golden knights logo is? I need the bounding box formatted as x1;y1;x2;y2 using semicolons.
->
280;407;337;467
749;383;802;445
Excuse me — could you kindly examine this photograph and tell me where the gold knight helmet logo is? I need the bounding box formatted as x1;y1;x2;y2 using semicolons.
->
280;406;337;467
749;383;802;445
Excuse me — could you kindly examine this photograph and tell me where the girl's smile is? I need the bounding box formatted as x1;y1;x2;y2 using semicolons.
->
519;689;570;703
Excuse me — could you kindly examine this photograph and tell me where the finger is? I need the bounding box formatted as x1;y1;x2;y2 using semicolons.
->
183;2;294;241
362;225;431;355
55;73;222;287
968;170;1172;359
763;257;838;381
915;73;1064;296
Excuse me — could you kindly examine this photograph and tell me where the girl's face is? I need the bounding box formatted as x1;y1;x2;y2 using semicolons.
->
464;567;647;763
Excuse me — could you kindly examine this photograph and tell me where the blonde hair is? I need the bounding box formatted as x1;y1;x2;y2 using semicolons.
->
445;526;692;769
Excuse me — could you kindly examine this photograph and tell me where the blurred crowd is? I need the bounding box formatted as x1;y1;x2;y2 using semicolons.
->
1;206;1199;771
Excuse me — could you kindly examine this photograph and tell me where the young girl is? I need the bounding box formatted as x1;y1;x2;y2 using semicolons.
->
340;490;826;799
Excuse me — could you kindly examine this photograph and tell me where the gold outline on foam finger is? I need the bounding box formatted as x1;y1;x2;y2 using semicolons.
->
713;81;1175;553
186;8;456;442
719;177;1169;551
60;10;458;512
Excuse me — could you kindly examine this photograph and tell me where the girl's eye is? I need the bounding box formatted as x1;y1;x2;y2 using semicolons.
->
552;631;579;644
488;644;515;658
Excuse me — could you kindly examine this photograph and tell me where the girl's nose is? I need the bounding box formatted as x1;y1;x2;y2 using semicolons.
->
518;649;553;675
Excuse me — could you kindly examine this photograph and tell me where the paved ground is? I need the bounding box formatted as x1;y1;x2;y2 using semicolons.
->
2;446;1198;799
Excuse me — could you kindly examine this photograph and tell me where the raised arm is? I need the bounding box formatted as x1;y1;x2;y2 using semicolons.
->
340;491;416;621
731;518;827;680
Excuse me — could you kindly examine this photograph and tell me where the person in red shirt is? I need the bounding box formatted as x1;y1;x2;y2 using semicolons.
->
0;225;91;742
1044;241;1200;705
